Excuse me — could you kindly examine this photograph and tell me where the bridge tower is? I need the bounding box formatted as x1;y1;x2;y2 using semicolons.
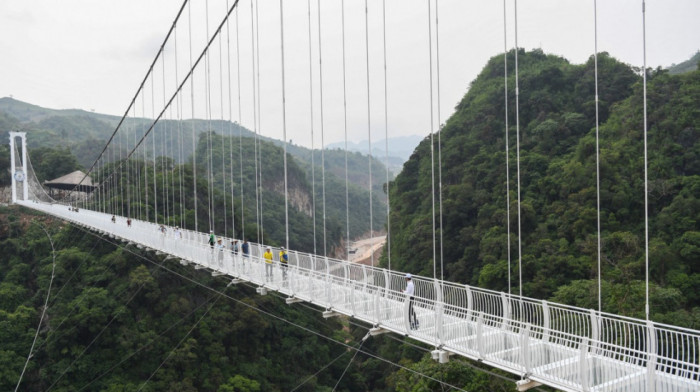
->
9;131;29;203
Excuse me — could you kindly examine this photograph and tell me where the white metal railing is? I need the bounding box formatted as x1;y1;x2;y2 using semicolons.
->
18;201;700;392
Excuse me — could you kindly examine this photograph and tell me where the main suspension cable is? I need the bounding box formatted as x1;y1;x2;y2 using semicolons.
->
67;0;191;200
84;0;243;231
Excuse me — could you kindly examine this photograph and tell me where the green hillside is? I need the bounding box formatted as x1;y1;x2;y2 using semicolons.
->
668;51;700;75
386;49;700;325
0;97;390;243
193;133;387;252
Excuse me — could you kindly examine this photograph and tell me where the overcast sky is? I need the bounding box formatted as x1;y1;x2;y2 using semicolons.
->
1;0;698;149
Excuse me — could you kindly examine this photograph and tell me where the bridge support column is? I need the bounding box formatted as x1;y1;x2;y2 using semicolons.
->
8;131;28;203
256;286;268;296
431;349;453;364
515;379;542;391
369;326;389;336
285;297;304;304
322;309;340;318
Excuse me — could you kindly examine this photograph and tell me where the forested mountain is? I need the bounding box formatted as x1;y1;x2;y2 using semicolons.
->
386;49;700;326
0;208;516;391
192;132;386;253
0;97;390;242
0;97;390;203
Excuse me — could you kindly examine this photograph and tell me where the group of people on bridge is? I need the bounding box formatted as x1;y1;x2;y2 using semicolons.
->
209;230;250;257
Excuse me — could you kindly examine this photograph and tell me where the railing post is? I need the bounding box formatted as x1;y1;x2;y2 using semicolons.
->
350;265;357;316
311;255;317;297
361;265;368;316
325;256;331;308
344;264;351;309
435;279;444;344
578;337;590;392
381;269;390;323
466;286;473;322
476;314;485;358
290;251;298;294
646;320;657;392
542;300;550;343
520;324;531;374
589;309;599;354
373;269;380;324
501;292;510;330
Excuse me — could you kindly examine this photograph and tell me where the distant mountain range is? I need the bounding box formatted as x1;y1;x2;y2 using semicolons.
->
326;135;423;172
668;51;700;75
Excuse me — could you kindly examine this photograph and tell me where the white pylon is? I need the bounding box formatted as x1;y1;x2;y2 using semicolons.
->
9;131;28;203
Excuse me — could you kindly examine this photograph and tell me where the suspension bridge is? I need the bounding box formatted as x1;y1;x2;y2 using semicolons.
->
6;0;700;391
8;195;700;392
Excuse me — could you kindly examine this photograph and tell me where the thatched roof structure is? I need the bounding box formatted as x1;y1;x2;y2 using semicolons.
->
44;170;96;192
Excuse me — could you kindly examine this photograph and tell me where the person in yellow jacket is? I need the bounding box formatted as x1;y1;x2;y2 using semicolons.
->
263;246;273;281
279;247;289;279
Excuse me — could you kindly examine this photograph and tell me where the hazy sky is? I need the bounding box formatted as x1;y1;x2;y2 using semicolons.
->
1;0;698;149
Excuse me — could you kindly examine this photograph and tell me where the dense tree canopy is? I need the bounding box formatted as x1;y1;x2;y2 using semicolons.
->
385;49;700;326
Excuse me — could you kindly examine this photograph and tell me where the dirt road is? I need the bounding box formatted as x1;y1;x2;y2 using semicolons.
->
349;235;386;265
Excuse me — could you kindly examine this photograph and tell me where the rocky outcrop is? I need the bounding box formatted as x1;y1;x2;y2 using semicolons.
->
270;182;312;217
0;186;10;204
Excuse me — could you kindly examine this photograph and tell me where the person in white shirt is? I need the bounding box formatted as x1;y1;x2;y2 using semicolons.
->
404;273;418;330
215;239;225;266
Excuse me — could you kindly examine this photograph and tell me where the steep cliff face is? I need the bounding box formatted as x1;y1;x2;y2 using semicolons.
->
270;180;312;217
